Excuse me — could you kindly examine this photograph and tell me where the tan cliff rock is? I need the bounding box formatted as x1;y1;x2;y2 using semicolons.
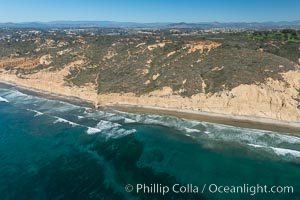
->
96;73;300;122
1;62;300;123
186;40;221;53
0;57;40;69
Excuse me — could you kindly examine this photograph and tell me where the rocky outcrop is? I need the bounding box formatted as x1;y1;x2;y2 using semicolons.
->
186;40;221;53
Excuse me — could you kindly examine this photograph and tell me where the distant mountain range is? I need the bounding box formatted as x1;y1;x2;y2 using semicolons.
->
0;21;168;28
0;20;300;29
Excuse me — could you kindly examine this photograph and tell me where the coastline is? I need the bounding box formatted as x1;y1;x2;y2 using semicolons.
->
109;104;300;135
1;80;300;135
0;81;95;108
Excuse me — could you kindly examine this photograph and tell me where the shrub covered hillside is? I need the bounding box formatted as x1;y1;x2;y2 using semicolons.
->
0;28;299;96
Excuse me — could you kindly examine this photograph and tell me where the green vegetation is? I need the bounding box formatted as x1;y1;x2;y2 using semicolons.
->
249;29;300;43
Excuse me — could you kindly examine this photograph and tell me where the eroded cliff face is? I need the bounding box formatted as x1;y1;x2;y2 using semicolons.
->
96;70;300;122
0;57;40;68
0;58;99;103
1;62;300;122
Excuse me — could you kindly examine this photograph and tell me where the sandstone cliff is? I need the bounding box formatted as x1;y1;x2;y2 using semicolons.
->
1;63;300;122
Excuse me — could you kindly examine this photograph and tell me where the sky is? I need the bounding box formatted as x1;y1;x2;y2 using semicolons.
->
0;0;299;23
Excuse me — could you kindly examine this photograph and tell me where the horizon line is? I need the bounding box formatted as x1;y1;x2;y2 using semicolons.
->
1;19;300;24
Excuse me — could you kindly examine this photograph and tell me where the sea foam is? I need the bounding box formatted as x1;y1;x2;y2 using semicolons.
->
105;128;136;139
26;109;43;117
271;147;300;158
86;127;102;135
184;127;201;133
53;117;79;127
96;120;121;131
248;143;300;158
0;97;9;103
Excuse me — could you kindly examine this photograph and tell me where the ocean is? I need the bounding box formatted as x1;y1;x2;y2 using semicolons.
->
0;84;299;200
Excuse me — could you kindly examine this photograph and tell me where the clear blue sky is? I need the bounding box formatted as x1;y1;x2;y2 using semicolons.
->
0;0;299;23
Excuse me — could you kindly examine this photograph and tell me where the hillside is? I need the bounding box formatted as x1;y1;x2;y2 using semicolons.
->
0;28;300;122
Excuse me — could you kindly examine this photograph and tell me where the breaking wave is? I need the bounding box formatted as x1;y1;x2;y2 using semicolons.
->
26;109;43;117
202;122;300;147
0;96;9;103
124;118;136;123
110;111;202;134
184;128;201;133
95;120;121;131
248;144;300;158
86;127;102;135
53;117;79;127
86;120;136;139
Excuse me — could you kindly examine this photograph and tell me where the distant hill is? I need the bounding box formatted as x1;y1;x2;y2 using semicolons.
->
166;21;300;29
0;21;169;28
0;20;300;29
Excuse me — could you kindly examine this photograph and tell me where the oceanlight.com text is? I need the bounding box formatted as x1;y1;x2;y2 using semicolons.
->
125;183;294;196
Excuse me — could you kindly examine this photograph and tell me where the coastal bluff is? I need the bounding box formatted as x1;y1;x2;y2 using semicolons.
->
1;28;300;123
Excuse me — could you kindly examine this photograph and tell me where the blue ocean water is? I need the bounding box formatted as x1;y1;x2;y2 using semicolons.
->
0;85;299;200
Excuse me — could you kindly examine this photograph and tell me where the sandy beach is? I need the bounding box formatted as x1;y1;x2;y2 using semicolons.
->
1;80;300;135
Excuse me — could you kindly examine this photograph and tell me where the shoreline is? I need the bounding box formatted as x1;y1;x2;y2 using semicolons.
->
1;80;300;135
0;81;95;108
109;104;300;135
